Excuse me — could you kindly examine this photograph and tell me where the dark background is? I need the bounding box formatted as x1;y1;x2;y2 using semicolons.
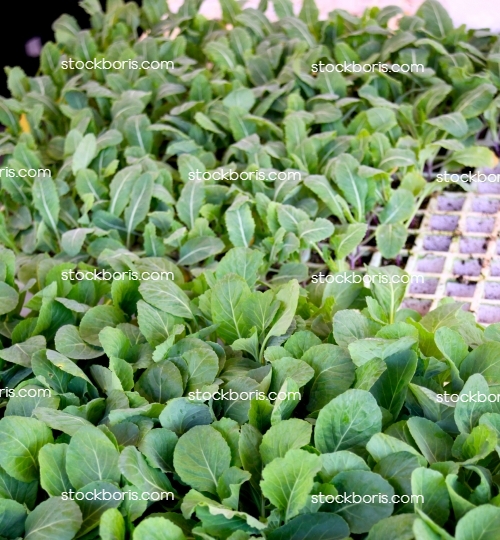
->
0;0;93;97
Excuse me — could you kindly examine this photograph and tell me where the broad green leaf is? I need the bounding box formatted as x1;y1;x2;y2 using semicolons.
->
100;508;125;540
173;425;231;494
66;426;120;490
331;470;395;534
411;467;450;526
376;223;407;260
24;497;82;540
261;449;321;522
178;236;225;266
136;360;184;403
333;155;367;221
176;180;205;230
38;443;72;496
33;177;60;236
0;417;53;482
315;389;382;453
416;0;453;39
211;274;252;343
226;202;255;248
268;513;349;540
0;282;18;316
124;172;154;246
302;345;355;411
260;419;312;464
0;498;26;539
406;417;453;463
119;446;175;498
427;112;468;138
55;325;103;359
72;133;97;174
80;305;126;347
140;280;193;319
455;505;500;540
133;517;186;540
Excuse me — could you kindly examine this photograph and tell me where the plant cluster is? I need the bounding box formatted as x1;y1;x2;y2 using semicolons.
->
0;0;499;269
1;248;500;540
2;0;500;539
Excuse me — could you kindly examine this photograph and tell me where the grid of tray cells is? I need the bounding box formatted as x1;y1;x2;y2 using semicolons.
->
403;180;500;324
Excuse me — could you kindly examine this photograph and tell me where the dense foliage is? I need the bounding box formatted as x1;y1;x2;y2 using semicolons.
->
0;0;499;268
2;0;500;539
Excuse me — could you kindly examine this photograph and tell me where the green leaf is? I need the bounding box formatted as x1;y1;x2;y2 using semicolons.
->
376;223;407;259
100;508;125;540
452;147;498;169
61;227;93;256
427;112;468;138
0;498;26;539
80;305;126;347
119;446;175;498
365;514;415;540
140;281;193;319
226;202;255;248
331;470;395;534
333;155;367;222
159;398;212;435
0;282;19;316
178;236;225;266
416;0;454;39
177;180;205;230
261;449;321;522
455;374;494;434
260;419;312;464
33;177;60;236
72;133;97;174
406;417;454;463
133;517;186;540
136;360;184;403
367;266;409;324
315;389;382;453
24;497;82;540
211;274;251;343
268;513;349;540
0;416;53;482
38;443;72;496
380;189;415;224
66;426;120;490
370;350;418;417
302;344;355;411
297;218;334;245
124;172;154;246
173;425;231;494
216;248;264;287
55;325;103;359
411;467;450;526
331;224;367;260
455;505;500;540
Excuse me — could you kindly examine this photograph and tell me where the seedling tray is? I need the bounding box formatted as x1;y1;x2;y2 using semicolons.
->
403;179;500;324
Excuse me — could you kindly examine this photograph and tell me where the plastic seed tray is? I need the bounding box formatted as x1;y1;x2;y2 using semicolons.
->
403;177;500;324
